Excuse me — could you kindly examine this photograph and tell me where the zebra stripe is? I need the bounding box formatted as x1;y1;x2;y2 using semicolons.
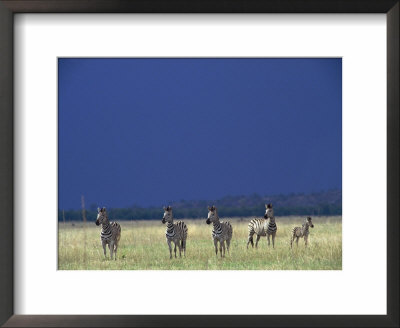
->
162;206;188;259
206;205;233;257
247;218;267;244
290;216;314;248
267;216;277;234
95;207;121;260
247;203;277;248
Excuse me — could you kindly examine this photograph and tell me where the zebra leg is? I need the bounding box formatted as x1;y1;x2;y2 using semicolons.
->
167;239;172;259
102;240;107;258
178;241;182;258
267;234;271;247
182;239;186;257
222;240;226;257
214;238;218;256
304;236;308;247
219;241;223;258
174;242;177;258
255;235;261;248
296;237;299;246
226;239;231;254
110;241;115;260
107;243;112;259
114;243;118;260
247;233;254;249
272;233;276;249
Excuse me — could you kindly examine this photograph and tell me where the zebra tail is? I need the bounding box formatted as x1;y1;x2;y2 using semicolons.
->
182;223;188;249
290;228;295;249
227;222;233;237
248;231;254;246
247;222;255;246
118;224;122;241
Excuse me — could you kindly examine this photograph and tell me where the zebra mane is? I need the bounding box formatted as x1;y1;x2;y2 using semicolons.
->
302;217;311;228
209;206;219;219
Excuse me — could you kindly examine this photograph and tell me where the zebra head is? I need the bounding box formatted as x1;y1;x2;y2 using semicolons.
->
206;205;217;224
307;216;314;228
264;203;274;219
162;206;172;224
95;207;107;226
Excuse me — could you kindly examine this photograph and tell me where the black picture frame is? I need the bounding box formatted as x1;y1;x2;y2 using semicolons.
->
0;1;398;327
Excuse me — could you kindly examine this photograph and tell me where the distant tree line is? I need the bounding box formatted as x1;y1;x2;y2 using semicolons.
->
58;204;341;222
59;190;342;221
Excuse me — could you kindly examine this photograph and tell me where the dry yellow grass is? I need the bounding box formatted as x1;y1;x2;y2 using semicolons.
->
58;216;341;270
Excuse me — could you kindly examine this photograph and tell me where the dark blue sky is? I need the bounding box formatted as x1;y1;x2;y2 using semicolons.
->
58;58;342;210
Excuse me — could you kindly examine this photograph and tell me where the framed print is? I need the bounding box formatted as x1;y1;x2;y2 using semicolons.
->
0;0;398;327
57;57;342;271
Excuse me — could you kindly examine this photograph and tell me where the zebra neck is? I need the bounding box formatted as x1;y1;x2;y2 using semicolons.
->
302;223;309;233
269;217;276;224
101;220;111;234
166;221;175;236
212;220;223;234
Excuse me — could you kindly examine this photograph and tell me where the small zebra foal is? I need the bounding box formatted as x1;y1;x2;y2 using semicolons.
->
206;205;233;257
162;206;188;259
290;216;314;248
95;207;121;260
247;203;277;248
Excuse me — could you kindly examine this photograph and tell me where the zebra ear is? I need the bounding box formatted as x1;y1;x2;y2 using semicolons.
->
265;204;268;209
97;207;101;213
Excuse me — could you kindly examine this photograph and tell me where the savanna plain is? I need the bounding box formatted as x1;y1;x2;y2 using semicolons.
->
58;216;341;270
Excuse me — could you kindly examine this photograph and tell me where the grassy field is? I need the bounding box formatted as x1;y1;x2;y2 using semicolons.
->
58;216;341;270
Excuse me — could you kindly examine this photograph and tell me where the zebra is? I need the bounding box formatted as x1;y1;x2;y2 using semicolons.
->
290;216;314;248
247;203;277;249
162;206;188;259
95;207;121;260
206;205;233;257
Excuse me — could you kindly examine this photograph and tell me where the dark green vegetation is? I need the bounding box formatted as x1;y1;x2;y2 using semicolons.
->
59;190;341;221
